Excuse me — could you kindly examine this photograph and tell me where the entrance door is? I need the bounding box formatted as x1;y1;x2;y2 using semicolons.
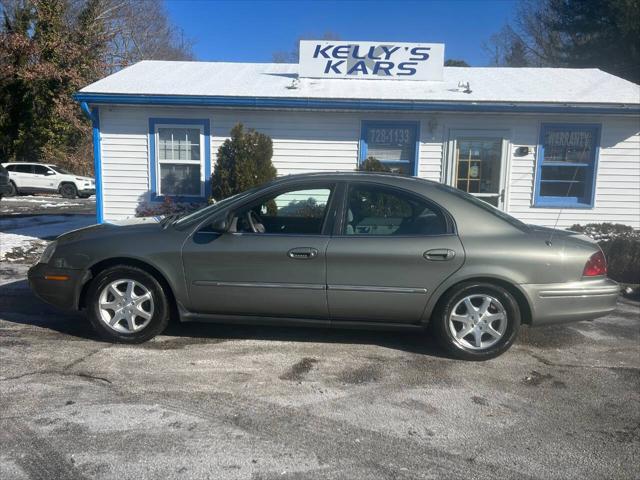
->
449;134;508;208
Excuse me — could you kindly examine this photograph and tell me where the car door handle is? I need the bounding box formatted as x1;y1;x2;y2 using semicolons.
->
287;247;319;260
424;249;456;261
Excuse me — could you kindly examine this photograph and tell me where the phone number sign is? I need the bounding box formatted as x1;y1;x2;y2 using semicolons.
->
299;40;445;81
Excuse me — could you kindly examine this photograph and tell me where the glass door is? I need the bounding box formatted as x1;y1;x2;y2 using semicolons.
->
453;137;506;208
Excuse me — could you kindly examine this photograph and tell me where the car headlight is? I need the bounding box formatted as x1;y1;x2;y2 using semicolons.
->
39;241;57;264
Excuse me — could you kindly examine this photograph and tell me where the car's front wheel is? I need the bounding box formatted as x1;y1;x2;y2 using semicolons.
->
431;282;521;361
86;266;169;343
60;183;78;199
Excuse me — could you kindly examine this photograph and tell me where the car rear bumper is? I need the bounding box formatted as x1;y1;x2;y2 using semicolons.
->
28;263;89;311
521;278;619;326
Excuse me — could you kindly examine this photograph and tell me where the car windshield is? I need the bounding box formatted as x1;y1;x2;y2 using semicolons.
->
174;187;261;227
434;183;530;232
49;166;73;175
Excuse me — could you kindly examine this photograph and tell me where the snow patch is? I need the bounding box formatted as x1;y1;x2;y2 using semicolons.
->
0;214;95;263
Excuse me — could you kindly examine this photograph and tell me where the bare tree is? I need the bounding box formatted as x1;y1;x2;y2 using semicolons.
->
86;0;194;71
484;0;640;81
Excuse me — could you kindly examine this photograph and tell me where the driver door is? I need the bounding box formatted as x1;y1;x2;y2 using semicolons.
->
182;183;337;319
32;165;58;191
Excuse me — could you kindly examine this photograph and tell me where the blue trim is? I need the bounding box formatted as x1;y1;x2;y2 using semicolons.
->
80;102;104;223
73;93;640;115
533;123;601;209
360;121;420;176
148;118;211;202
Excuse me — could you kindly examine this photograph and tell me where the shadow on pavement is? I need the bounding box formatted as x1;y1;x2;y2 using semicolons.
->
0;277;449;357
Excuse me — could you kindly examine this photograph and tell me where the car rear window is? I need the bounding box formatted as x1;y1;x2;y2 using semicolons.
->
434;183;530;232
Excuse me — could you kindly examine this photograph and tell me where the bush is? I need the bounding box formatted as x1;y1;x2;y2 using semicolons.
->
135;196;205;218
211;123;277;201
359;157;390;172
570;223;640;284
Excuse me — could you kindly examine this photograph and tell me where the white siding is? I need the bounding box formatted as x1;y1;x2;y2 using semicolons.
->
503;115;640;228
98;106;640;228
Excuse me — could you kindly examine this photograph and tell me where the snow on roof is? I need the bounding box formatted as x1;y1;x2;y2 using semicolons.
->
79;60;640;106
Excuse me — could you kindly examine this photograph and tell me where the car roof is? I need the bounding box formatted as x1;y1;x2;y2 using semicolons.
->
4;162;55;166
268;171;440;187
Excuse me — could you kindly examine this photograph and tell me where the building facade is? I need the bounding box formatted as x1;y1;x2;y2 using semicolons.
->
75;44;640;228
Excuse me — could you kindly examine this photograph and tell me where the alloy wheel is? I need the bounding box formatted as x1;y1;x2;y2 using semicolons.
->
448;294;507;350
98;279;154;334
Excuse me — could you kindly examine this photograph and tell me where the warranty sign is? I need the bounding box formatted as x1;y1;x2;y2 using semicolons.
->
298;40;445;81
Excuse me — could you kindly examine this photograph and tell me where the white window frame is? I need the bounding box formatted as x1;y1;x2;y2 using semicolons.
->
154;123;205;197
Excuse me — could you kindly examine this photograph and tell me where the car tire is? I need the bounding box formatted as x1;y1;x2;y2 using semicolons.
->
60;183;78;199
86;266;169;343
5;181;17;197
431;282;521;361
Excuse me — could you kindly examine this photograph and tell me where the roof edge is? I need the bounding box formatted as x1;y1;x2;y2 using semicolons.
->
73;92;640;115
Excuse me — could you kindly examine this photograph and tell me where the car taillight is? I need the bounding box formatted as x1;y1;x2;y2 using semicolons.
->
583;250;607;277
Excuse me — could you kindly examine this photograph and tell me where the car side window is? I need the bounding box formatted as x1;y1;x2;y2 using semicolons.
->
13;164;33;174
234;186;333;235
33;165;49;175
344;184;448;236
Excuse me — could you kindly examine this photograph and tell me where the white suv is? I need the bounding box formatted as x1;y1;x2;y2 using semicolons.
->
4;163;95;199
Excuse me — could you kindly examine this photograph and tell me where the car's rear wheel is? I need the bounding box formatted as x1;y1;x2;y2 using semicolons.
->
86;266;169;343
432;282;521;361
60;183;77;199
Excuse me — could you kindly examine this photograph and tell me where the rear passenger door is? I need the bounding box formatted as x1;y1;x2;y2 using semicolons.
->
326;182;465;324
7;164;34;189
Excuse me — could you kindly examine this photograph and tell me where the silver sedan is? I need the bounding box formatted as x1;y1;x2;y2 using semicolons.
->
28;173;618;360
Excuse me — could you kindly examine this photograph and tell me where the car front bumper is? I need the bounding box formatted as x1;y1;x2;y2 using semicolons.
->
78;188;95;196
28;263;89;311
521;278;619;326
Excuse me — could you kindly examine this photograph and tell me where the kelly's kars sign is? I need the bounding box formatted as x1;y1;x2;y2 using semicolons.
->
298;40;445;81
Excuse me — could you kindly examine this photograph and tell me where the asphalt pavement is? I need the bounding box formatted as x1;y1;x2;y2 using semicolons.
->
0;262;638;480
0;195;96;216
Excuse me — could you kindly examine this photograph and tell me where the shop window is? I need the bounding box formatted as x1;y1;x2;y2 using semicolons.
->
534;124;600;208
360;121;419;175
149;119;210;199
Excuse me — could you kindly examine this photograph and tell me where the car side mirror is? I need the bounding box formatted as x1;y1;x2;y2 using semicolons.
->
45;171;55;176
209;216;228;233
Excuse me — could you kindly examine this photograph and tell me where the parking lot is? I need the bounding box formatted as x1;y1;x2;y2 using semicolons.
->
1;198;639;480
0;270;638;479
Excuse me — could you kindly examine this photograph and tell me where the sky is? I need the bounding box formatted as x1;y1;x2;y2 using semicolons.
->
164;0;518;66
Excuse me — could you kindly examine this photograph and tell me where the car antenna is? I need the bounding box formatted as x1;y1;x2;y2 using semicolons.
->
546;153;583;247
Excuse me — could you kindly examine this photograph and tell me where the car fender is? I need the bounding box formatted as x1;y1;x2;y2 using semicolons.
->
82;253;186;312
420;266;532;325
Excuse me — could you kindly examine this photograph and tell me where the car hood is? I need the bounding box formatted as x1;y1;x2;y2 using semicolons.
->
56;216;164;244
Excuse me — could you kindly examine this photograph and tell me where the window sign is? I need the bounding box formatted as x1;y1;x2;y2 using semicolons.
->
535;124;600;208
299;40;445;81
360;122;418;175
